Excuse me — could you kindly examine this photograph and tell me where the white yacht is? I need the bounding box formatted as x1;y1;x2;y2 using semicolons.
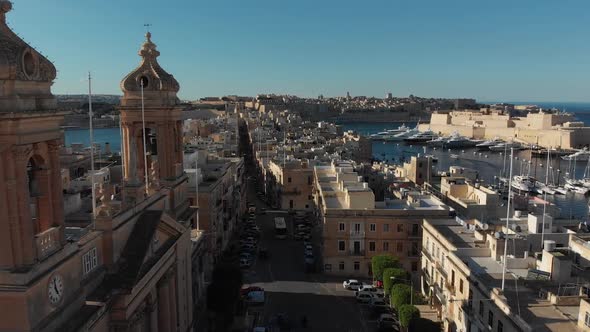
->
565;179;590;194
562;148;590;161
489;142;522;152
370;124;411;141
389;127;419;141
511;175;536;194
404;130;438;144
476;138;504;149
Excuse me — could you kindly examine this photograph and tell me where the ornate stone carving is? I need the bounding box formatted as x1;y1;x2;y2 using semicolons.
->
0;1;56;82
120;32;179;94
12;144;33;161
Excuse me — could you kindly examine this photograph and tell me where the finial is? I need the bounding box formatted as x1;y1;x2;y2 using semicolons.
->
0;1;12;23
144;23;152;42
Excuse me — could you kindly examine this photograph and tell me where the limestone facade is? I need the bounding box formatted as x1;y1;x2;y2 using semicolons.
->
0;4;196;331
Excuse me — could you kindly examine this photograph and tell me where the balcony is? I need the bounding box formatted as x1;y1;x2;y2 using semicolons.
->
35;226;61;261
422;249;433;261
422;267;431;284
349;230;365;238
407;230;421;238
445;281;456;296
281;188;301;195
348;250;366;256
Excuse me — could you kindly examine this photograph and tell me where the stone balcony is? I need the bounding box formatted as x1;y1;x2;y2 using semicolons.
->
35;226;61;261
349;230;365;238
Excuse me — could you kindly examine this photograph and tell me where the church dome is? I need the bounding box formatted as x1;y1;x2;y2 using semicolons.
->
0;0;57;112
120;32;180;107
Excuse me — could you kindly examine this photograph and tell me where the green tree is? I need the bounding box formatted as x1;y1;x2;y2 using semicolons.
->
398;304;420;329
383;268;410;296
391;283;412;309
371;254;399;281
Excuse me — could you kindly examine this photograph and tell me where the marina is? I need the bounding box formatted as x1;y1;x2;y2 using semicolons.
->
341;121;590;218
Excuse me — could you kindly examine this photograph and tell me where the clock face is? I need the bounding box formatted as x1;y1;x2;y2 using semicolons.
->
47;274;64;305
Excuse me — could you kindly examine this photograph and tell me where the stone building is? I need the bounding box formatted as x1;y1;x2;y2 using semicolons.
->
0;4;196;331
314;160;451;277
421;108;590;149
267;158;315;211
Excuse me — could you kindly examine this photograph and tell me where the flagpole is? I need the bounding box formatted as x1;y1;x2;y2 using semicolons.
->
141;78;149;196
88;72;97;227
119;114;126;179
501;148;514;291
196;151;200;230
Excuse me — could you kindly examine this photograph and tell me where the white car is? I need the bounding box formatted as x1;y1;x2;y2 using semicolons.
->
343;279;362;290
356;292;373;303
358;285;378;293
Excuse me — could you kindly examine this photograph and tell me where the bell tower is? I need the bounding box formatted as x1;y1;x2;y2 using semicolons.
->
119;32;186;205
0;0;65;270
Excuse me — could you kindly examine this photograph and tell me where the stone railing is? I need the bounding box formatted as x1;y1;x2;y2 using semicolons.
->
35;226;61;261
349;230;365;238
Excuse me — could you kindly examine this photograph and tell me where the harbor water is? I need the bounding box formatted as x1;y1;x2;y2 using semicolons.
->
339;121;590;219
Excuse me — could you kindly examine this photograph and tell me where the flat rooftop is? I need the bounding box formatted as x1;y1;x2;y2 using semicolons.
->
429;219;582;331
433;224;480;249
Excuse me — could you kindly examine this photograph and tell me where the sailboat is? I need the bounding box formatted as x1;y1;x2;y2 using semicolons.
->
565;154;590;194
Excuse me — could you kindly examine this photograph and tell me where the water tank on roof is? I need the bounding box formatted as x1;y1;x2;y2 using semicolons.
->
544;240;556;252
494;231;505;239
514;210;522;218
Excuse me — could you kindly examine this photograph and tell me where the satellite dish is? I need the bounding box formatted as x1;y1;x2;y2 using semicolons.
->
495;231;505;239
481;223;490;230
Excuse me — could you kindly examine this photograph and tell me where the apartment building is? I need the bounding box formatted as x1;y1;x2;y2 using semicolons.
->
314;160;451;277
394;155;433;185
185;150;246;261
267;158;315;211
422;217;590;332
440;176;502;220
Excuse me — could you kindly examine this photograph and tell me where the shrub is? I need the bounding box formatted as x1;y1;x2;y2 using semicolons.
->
398;304;420;328
383;268;410;296
371;254;399;281
390;283;412;309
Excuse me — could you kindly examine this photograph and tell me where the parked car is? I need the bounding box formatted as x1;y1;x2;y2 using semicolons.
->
239;258;251;269
343;279;362;290
240;286;263;296
356;292;373;303
370;297;387;308
377;314;397;330
358;285;378;293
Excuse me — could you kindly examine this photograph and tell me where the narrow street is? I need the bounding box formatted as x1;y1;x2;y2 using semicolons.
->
242;177;373;331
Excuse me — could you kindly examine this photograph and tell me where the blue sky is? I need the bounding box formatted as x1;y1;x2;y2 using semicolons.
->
10;0;590;101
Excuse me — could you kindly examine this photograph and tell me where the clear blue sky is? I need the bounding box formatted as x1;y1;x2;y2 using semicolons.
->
10;0;590;101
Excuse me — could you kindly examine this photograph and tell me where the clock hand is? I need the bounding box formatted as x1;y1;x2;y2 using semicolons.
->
54;283;59;296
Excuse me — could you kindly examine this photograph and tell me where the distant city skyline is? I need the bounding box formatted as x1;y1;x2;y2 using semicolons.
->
10;0;590;102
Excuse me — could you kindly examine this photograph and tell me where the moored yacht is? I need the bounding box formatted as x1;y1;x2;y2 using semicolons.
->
476;137;504;149
489;142;522;152
403;130;438;144
511;175;537;194
562;148;590;161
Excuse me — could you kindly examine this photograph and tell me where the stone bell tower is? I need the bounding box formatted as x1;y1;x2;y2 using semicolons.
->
119;32;186;205
0;0;65;269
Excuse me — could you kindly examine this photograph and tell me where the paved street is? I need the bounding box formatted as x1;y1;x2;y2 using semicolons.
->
242;178;377;332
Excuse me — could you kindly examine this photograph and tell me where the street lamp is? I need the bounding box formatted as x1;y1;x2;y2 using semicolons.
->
391;276;413;305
